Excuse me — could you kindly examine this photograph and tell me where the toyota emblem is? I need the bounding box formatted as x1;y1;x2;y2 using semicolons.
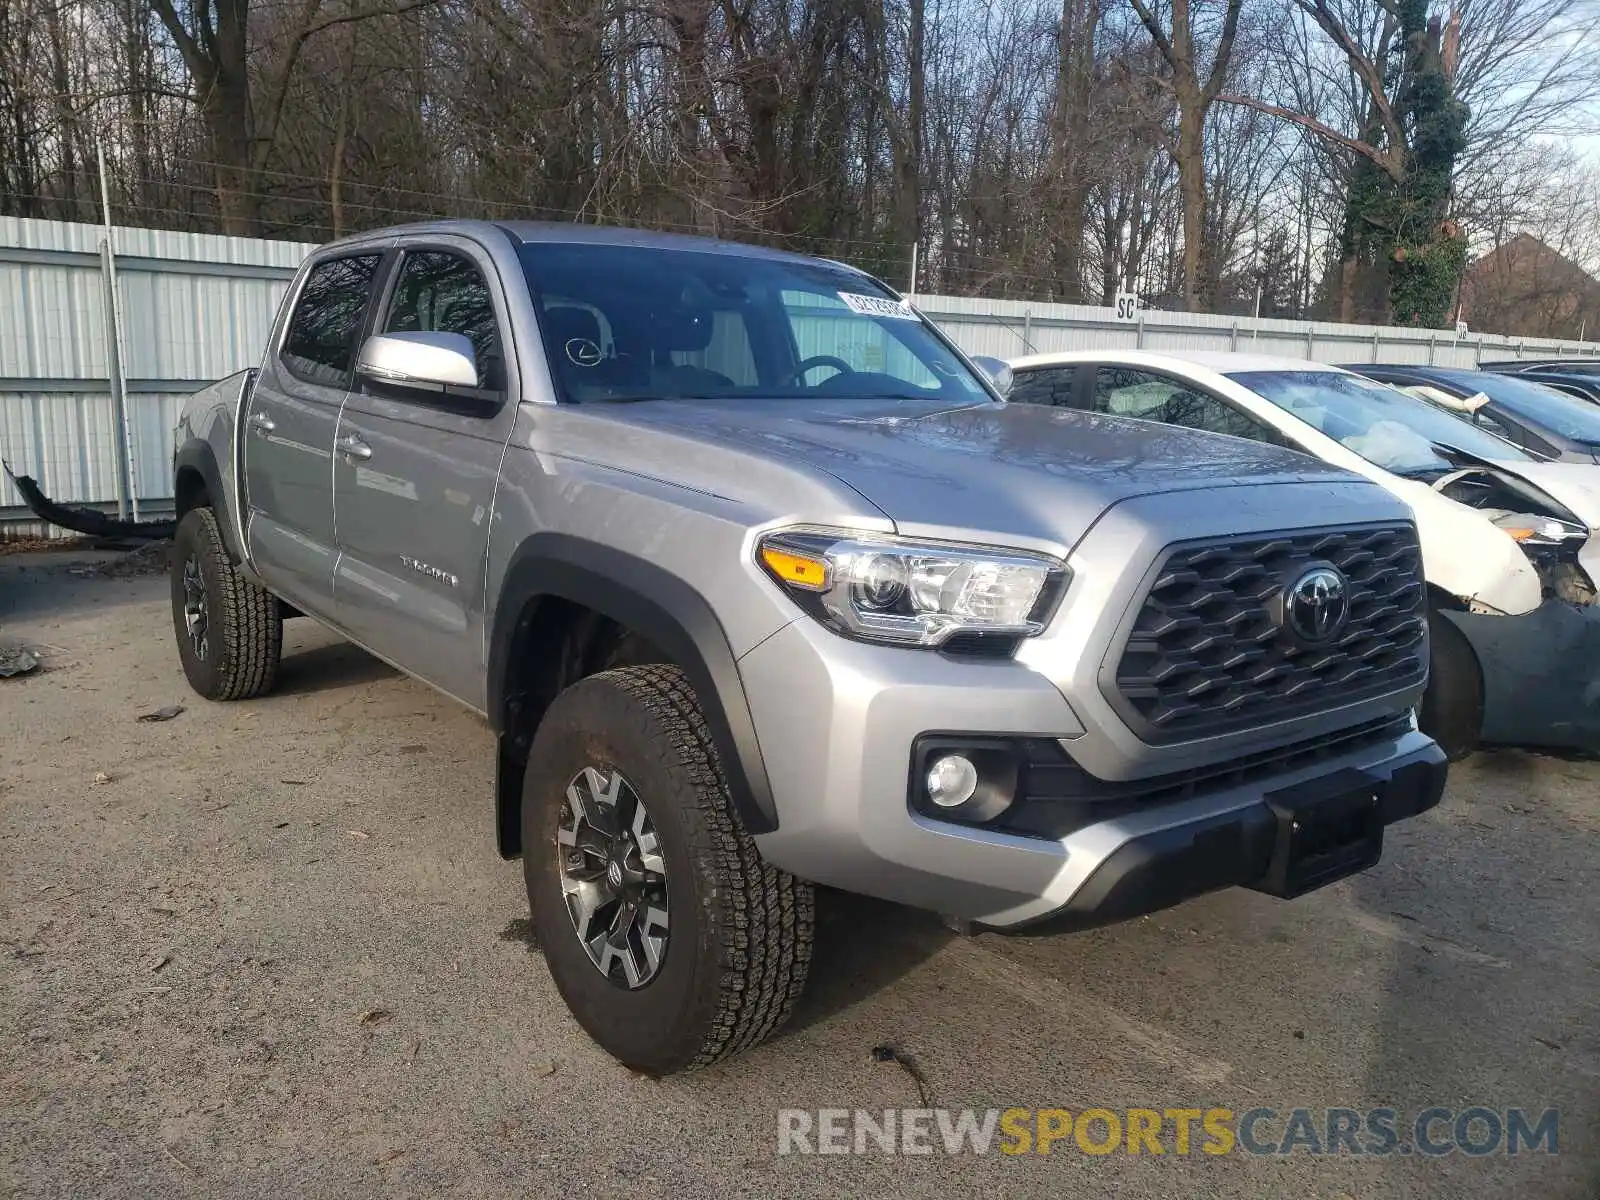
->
1285;565;1350;644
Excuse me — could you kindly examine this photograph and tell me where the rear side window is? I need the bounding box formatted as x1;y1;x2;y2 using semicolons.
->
1009;367;1079;407
383;250;505;389
281;254;382;387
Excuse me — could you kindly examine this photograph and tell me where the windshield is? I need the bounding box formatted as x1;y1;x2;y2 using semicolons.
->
517;242;991;405
1427;369;1600;444
1229;370;1536;476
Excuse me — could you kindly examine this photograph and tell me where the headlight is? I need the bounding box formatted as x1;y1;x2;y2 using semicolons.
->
1492;513;1588;546
756;527;1068;648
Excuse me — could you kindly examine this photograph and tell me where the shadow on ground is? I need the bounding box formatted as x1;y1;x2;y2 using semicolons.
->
271;636;398;696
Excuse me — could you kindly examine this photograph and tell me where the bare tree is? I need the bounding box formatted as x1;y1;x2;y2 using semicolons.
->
1127;0;1244;311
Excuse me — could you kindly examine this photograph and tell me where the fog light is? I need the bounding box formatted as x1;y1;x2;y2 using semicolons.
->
926;754;980;808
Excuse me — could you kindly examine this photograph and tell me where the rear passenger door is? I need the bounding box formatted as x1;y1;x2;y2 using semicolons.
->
330;240;519;708
243;251;384;613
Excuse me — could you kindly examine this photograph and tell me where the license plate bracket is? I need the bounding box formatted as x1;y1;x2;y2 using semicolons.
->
1251;768;1385;898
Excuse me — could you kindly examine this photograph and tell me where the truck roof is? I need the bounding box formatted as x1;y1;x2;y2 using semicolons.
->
316;217;850;272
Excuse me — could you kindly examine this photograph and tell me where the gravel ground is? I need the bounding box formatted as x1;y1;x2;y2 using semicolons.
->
2;550;1597;1199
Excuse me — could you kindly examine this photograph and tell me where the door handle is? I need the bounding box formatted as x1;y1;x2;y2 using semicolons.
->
248;410;276;434
337;433;373;461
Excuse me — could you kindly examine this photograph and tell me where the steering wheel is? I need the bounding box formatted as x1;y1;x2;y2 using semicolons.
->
781;355;855;387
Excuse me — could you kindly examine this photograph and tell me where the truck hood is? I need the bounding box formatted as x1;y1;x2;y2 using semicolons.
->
597;397;1363;546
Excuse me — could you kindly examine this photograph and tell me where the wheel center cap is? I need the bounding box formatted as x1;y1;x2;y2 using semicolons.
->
606;858;624;890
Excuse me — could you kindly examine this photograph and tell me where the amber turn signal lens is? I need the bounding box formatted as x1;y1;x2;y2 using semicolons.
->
760;545;830;591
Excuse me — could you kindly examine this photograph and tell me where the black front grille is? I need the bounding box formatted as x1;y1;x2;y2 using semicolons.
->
1109;524;1426;743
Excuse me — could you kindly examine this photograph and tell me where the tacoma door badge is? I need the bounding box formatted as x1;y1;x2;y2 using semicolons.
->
400;556;459;588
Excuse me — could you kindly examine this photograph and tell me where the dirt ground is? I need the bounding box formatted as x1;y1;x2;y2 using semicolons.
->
2;549;1597;1199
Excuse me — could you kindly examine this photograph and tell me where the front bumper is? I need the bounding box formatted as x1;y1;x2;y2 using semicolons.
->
1004;739;1445;934
740;616;1442;929
1447;600;1600;752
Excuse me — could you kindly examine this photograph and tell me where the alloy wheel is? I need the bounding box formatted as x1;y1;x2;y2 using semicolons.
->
557;766;670;988
181;555;209;661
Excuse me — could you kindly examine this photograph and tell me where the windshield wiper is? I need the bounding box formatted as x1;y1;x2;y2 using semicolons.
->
583;392;731;404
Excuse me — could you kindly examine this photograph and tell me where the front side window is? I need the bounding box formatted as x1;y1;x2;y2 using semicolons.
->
518;242;991;405
281;254;383;386
384;250;505;389
1093;367;1274;442
1231;370;1535;477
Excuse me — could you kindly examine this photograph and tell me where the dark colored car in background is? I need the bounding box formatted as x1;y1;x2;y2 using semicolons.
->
1476;359;1600;405
1349;364;1600;464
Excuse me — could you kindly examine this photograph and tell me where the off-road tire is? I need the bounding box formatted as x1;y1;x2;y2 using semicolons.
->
1419;608;1482;761
523;664;814;1074
170;507;282;701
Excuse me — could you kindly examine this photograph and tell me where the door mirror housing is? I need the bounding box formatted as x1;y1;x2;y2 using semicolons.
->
357;332;479;390
970;355;1014;397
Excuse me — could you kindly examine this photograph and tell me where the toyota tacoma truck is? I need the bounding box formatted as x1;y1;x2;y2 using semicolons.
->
168;220;1447;1074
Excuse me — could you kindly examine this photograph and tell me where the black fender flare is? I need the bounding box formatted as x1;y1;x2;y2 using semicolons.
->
488;533;779;856
173;438;243;562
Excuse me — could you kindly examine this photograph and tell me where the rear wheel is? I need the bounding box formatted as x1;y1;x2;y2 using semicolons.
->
522;664;813;1074
169;507;282;701
1419;608;1482;761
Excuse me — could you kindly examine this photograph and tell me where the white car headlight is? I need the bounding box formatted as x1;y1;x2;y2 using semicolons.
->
1492;513;1588;547
757;528;1068;648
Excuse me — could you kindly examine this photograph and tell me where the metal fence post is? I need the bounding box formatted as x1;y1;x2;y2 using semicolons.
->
1305;325;1315;358
1136;315;1145;348
96;140;138;523
1427;333;1436;365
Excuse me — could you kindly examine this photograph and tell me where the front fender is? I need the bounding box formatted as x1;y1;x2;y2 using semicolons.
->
1395;479;1542;615
488;532;779;855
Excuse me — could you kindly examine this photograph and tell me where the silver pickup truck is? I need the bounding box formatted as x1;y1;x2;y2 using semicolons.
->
169;220;1447;1073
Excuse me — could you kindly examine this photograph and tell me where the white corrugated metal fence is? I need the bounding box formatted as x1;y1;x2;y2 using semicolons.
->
1;216;311;534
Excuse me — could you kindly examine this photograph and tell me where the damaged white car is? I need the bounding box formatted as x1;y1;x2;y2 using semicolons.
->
1004;350;1600;758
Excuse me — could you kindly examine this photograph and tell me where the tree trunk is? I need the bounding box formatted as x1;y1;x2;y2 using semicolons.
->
1050;0;1097;303
329;36;353;238
1176;103;1205;311
895;0;925;285
45;2;81;218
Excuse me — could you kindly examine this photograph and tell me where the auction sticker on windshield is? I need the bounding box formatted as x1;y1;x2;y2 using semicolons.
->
839;292;919;320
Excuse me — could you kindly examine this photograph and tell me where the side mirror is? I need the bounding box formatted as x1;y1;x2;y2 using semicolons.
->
357;331;479;390
970;355;1014;397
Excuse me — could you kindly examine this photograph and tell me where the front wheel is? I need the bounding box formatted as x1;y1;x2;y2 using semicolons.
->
522;665;813;1074
169;507;282;701
1419;609;1482;761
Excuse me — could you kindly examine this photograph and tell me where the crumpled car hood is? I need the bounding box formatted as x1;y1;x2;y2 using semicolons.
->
1486;459;1600;589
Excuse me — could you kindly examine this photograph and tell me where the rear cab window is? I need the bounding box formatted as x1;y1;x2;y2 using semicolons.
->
280;254;384;387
